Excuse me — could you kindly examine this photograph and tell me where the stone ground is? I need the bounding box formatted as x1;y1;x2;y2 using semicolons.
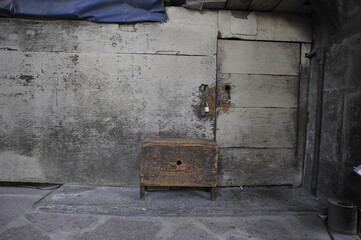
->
0;184;360;240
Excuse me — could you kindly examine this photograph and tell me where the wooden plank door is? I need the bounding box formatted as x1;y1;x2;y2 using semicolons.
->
216;39;301;186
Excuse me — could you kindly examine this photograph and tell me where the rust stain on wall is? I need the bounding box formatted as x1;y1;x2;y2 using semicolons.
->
193;85;216;118
217;83;233;113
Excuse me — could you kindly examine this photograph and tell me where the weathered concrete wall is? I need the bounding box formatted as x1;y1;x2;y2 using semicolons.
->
0;8;218;186
0;7;312;187
304;0;361;198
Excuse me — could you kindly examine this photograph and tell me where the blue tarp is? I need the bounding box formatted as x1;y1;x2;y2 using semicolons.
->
0;0;166;23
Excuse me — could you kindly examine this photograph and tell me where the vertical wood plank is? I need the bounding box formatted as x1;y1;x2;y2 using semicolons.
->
293;43;311;186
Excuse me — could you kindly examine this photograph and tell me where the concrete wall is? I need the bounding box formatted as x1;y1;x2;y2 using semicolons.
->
305;0;361;198
0;8;218;186
0;8;312;187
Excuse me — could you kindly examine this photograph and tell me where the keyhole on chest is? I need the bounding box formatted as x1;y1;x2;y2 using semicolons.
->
176;160;182;165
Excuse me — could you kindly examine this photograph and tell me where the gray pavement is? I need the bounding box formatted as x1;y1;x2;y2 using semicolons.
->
0;184;359;240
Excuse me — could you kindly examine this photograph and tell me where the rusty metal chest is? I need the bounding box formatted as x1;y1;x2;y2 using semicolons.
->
140;138;218;200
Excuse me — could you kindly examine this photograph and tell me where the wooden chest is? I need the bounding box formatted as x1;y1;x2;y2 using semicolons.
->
140;138;218;200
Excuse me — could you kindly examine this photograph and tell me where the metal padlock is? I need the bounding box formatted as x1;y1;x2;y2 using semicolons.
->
204;102;210;113
200;108;206;117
